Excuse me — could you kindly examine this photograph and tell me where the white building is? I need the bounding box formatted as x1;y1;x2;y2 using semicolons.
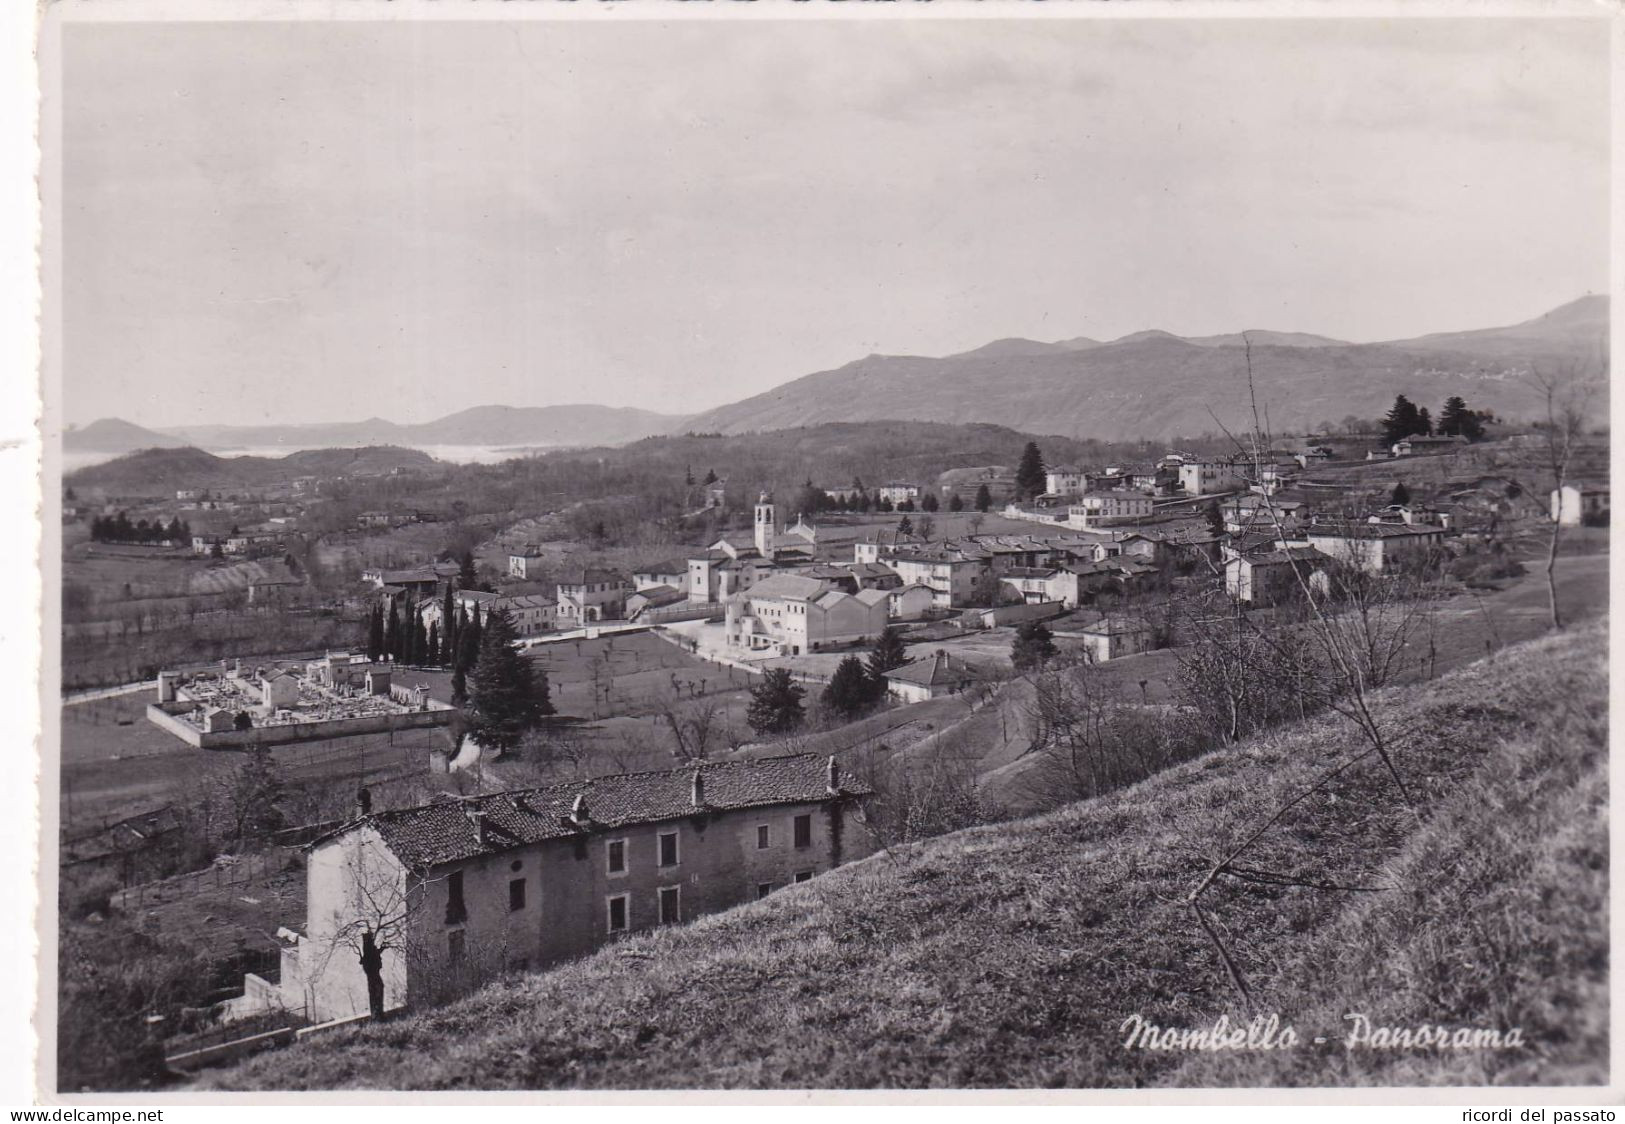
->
1043;467;1088;499
724;574;889;656
884;649;988;704
1302;523;1447;574
1066;493;1155;529
1077;617;1156;663
1178;461;1241;497
1550;483;1610;526
508;545;546;580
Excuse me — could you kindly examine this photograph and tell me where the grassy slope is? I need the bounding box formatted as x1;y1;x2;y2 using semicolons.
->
208;622;1607;1090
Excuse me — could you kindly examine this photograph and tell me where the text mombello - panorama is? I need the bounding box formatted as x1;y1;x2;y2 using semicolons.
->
1119;1013;1525;1051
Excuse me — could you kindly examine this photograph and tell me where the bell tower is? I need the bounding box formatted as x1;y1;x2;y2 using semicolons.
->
754;492;777;560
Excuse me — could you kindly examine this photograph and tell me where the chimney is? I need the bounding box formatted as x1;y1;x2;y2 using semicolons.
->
571;793;590;827
827;755;841;795
464;803;489;847
354;786;372;818
691;769;706;808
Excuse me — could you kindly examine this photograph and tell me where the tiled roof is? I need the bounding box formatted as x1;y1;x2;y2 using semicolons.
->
1002;566;1058;579
1081;616;1152;636
342;754;869;869
885;650;987;688
853;587;891;607
738;573;830;602
1307;523;1446;540
633;558;688;574
498;594;557;611
556;568;625;586
1232;546;1325;566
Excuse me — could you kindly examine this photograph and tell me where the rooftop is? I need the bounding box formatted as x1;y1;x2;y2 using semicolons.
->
340;754;870;869
885;649;988;689
737;573;830;602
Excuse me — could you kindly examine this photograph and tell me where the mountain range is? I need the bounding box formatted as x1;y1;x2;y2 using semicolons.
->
66;295;1607;457
680;295;1609;440
64;405;684;457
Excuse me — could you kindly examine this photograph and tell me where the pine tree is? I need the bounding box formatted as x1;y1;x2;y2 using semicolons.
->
1391;482;1412;506
1011;620;1057;672
746;668;805;735
703;468;718;485
974;484;992;512
1015;441;1046;500
897;515;914;537
466;609;553;754
1438;395;1485;441
1381;395;1425;445
822;656;873;718
921;492;939;512
1416;407;1433;436
864;626;909;702
949;492;964;512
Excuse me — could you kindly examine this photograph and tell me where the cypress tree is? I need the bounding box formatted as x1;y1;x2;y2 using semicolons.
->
1015;441;1046;500
427;621;441;668
466;609;553;754
385;601;401;662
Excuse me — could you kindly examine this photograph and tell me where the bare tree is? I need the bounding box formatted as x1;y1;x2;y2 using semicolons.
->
659;694;732;763
1528;367;1598;630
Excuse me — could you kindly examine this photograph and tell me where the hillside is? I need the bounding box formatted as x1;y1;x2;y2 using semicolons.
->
209;622;1606;1091
159;404;685;452
63;418;187;455
681;297;1609;440
65;444;440;493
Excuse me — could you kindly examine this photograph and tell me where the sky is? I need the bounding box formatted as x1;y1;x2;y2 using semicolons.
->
61;15;1612;429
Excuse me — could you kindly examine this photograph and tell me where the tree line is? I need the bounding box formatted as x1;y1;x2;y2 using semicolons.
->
1381;394;1494;445
89;511;192;546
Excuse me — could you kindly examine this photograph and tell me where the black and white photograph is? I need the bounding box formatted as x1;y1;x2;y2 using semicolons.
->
29;0;1617;1105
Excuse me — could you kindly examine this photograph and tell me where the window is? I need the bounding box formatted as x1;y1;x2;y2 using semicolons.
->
448;930;465;962
445;870;467;924
659;886;681;925
607;838;627;875
794;870;813;884
658;831;680;868
756;882;773;900
793;814;812;849
756;824;771;850
509;878;526;912
607;893;629;933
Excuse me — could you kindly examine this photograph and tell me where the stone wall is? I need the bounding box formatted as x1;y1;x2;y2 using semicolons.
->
146;700;455;750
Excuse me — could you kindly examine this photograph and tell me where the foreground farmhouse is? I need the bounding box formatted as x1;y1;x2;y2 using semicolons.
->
267;755;874;1022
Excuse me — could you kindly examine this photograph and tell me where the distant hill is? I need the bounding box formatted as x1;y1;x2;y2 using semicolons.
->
681;297;1609;440
65;444;439;494
1378;294;1610;361
159;404;685;452
63;418;187;455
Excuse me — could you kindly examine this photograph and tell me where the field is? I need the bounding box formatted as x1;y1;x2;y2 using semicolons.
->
204;620;1607;1090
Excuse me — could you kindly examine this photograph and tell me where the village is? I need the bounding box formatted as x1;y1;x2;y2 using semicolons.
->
55;394;1611;1081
